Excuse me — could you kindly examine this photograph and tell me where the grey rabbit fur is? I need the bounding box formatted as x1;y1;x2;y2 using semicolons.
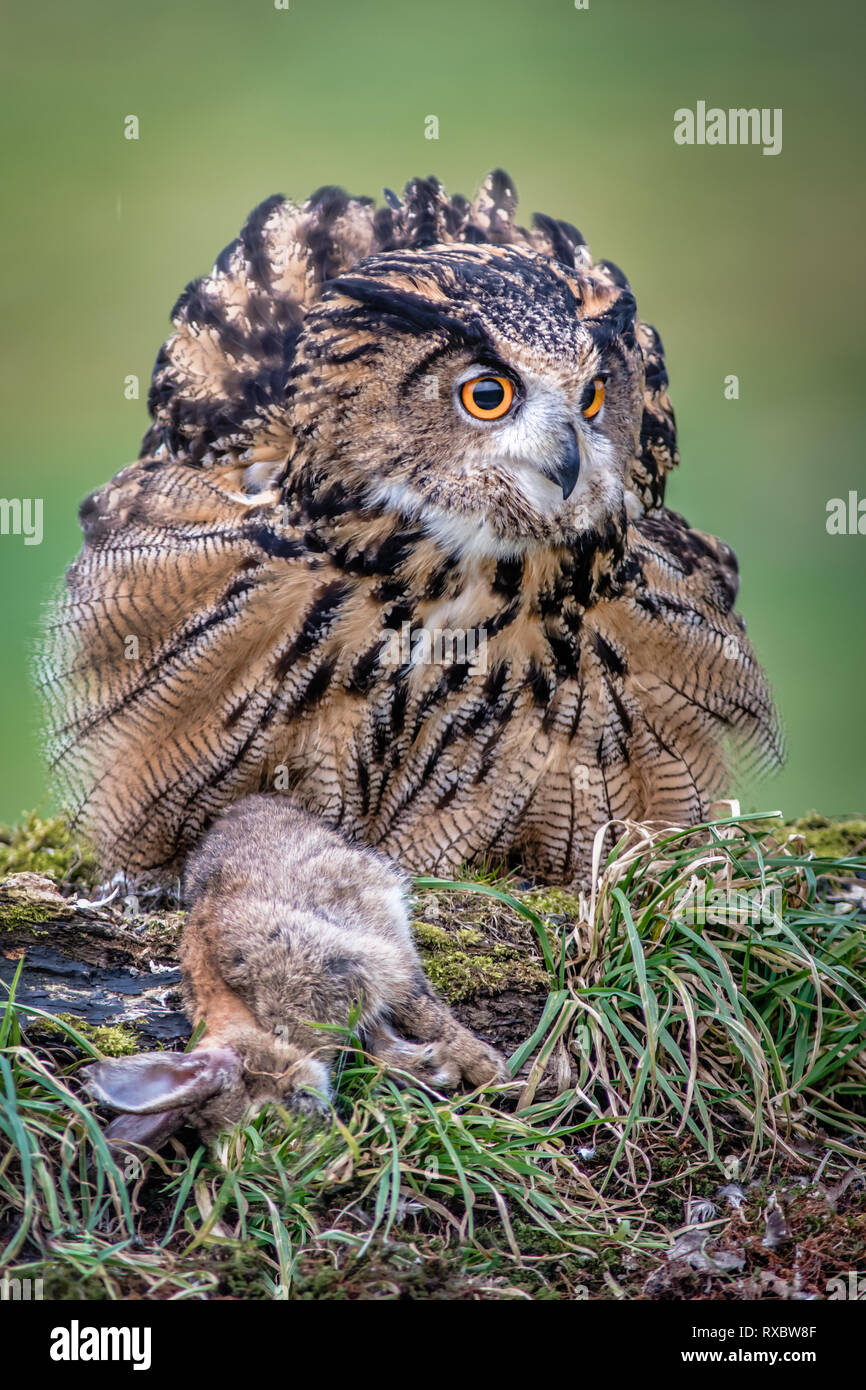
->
84;796;507;1148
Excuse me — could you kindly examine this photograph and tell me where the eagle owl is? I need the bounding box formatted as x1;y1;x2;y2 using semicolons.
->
42;171;782;887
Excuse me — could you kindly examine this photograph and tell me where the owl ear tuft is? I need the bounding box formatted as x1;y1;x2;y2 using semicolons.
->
142;191;379;467
530;213;588;269
400;175;453;248
470;170;521;244
633;321;679;510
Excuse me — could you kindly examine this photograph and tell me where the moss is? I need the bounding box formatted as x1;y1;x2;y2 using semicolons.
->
34;1014;142;1056
523;886;584;919
0;811;98;887
0;901;56;931
751;814;866;860
39;1271;115;1301
411;919;547;1003
292;1235;511;1300
0;873;69;932
782;814;866;859
208;1249;272;1300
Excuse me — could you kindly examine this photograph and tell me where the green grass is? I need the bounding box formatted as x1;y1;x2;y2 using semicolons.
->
1;812;864;1299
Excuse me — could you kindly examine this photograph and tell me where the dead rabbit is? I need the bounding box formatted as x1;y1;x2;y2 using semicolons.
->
83;796;507;1148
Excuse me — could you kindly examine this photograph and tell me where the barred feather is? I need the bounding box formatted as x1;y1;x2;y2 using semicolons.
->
40;171;781;885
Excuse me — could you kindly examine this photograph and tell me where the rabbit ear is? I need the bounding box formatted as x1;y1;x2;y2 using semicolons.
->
83;1048;240;1115
104;1108;188;1151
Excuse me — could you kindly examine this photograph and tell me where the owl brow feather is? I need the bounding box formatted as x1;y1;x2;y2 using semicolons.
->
399;342;511;396
321;277;490;348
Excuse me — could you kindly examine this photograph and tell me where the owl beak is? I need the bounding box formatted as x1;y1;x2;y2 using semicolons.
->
544;433;581;501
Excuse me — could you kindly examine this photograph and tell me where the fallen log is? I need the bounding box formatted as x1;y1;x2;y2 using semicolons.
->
0;871;550;1058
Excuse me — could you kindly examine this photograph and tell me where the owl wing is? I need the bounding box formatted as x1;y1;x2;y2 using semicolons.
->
583;506;783;828
39;458;335;877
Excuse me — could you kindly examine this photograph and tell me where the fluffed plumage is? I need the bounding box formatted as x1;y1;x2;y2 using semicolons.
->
40;171;782;885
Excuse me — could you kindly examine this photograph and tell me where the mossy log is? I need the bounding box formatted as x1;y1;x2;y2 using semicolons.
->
0;870;551;1058
0;873;190;1052
4;808;864;1062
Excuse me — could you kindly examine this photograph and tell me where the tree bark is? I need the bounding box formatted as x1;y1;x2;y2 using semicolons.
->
0;873;190;1049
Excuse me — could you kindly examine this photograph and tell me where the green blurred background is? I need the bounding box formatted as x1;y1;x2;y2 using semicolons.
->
1;0;864;822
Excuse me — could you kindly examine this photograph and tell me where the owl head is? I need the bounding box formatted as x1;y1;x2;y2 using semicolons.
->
143;173;677;555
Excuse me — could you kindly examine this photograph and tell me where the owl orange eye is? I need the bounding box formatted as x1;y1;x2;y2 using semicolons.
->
581;377;606;419
460;375;514;420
